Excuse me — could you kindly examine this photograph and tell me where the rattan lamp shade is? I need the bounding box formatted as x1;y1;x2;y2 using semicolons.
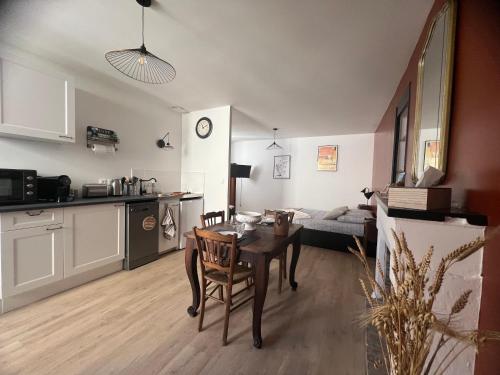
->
105;0;175;84
105;45;175;84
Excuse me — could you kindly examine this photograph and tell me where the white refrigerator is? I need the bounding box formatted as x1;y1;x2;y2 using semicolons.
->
179;195;204;249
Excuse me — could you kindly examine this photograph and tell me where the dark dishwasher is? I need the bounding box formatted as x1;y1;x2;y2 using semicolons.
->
125;200;159;270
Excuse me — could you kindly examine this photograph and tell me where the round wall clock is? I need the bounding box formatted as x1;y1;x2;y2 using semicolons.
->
195;117;213;139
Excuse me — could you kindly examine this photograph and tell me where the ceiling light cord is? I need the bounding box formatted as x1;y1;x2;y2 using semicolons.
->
141;6;145;47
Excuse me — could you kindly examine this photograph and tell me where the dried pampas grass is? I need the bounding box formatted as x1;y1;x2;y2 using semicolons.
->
350;230;498;375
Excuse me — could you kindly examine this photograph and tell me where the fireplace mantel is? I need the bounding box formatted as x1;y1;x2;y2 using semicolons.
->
374;192;487;226
374;194;486;374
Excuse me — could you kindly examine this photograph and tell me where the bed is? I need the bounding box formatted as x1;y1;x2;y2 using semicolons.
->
290;207;377;257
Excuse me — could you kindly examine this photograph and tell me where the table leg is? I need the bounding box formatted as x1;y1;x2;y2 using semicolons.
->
289;233;301;291
184;238;200;317
252;255;270;348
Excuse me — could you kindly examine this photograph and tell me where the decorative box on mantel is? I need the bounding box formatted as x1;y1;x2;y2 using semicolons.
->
388;187;451;210
374;193;486;374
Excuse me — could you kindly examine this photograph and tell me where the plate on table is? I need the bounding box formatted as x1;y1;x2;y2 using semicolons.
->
216;230;243;239
261;217;275;224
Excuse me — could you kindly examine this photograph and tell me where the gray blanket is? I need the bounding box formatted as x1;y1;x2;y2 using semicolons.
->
293;208;366;237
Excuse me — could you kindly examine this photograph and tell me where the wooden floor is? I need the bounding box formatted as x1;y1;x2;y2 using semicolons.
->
0;246;367;375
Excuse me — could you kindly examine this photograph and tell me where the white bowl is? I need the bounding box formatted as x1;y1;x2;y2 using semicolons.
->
236;211;262;231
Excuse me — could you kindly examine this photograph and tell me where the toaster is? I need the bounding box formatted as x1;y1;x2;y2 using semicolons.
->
82;184;108;198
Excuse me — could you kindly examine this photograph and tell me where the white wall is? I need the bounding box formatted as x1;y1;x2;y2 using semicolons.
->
0;44;182;193
181;106;231;213
231;133;374;212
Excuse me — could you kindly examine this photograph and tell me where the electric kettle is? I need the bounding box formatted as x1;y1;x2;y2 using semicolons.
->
111;179;123;196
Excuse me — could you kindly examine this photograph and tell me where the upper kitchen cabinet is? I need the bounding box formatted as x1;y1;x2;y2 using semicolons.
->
0;57;75;143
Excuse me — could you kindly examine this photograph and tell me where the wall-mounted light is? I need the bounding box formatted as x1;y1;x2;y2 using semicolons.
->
157;132;174;150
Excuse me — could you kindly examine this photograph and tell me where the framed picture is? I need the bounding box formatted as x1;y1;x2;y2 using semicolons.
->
273;155;291;179
317;145;338;171
423;140;440;170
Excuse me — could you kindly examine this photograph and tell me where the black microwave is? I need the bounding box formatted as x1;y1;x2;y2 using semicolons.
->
0;169;38;205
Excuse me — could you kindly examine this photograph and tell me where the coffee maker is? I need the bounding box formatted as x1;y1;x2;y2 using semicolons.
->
37;175;72;202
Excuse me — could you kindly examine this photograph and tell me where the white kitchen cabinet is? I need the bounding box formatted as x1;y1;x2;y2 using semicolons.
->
0;57;75;143
63;204;125;276
0;208;63;231
1;225;64;297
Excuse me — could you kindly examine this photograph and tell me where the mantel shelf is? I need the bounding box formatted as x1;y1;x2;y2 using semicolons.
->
374;192;487;226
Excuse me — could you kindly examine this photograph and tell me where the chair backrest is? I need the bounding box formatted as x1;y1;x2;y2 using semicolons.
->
200;210;225;228
193;227;238;274
264;209;294;223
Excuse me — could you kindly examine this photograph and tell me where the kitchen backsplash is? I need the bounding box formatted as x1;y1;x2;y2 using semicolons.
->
131;168;181;194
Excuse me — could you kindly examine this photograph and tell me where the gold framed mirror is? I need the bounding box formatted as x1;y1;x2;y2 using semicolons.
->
411;0;457;183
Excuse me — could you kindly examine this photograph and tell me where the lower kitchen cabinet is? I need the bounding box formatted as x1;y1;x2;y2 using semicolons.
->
1;225;64;297
63;203;125;276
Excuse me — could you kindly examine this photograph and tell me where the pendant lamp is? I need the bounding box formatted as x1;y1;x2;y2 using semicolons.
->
105;0;176;84
266;128;283;150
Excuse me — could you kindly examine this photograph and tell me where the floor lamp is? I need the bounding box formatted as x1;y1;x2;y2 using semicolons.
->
229;163;251;219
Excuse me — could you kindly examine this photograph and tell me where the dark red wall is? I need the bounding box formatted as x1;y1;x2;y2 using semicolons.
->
372;0;500;373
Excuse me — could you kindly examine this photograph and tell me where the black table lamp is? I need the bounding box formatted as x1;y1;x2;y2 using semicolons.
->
361;187;375;205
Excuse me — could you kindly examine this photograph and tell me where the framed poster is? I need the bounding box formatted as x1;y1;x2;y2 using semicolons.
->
273;155;291;179
317;145;338;171
423;140;440;170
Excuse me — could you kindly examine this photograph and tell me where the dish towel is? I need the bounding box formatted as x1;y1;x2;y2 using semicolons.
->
162;207;176;239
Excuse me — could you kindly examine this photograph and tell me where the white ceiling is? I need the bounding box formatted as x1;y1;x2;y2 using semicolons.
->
0;0;433;140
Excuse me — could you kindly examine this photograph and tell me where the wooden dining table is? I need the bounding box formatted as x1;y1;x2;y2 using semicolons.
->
184;222;303;348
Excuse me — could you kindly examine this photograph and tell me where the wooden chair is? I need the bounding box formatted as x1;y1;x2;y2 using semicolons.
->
202;209;252;293
200;210;227;301
264;210;295;293
200;211;225;228
193;227;254;345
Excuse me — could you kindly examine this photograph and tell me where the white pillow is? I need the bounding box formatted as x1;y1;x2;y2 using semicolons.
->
344;209;374;219
338;215;366;224
323;206;348;220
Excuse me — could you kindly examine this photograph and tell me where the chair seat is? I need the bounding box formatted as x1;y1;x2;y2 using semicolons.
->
206;264;253;285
